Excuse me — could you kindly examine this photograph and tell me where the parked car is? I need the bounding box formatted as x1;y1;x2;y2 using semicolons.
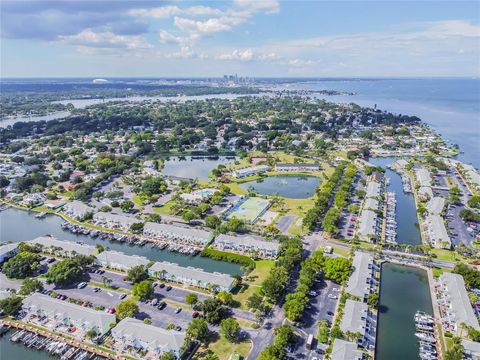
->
159;283;165;288
175;308;182;314
77;282;87;289
192;311;199;318
166;286;172;291
157;302;167;310
151;298;159;306
119;294;127;300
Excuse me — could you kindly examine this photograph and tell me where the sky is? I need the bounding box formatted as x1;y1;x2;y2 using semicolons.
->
1;0;479;78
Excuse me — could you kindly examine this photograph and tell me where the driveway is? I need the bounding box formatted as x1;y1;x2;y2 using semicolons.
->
276;215;296;233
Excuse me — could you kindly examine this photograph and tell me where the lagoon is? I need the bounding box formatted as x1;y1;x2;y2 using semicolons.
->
375;263;433;360
239;175;320;199
162;156;237;181
0;207;242;275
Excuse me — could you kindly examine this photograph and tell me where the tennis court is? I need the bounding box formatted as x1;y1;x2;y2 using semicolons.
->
227;197;271;223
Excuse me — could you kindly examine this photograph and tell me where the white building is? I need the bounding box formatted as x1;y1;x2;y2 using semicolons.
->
274;163;318;172
92;212;138;231
346;252;377;301
232;165;269;178
149;261;235;292
426;215;451;248
363;198;379;211
365;181;381;198
214;233;279;259
340;300;374;348
63;200;94;220
20;193;46;207
415;167;432;188
28;236;96;257
358;209;378;242
23;293;115;336
0;243;18;263
112;317;185;358
331;339;364;360
438;273;480;334
427;197;446;215
143;222;213;247
96;250;149;271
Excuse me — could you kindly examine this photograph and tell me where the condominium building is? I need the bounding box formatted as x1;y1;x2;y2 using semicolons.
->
346;252;377;301
28;236;96;257
425;215;451;249
0;243;18;263
232;165;269;178
111;317;185;358
415;167;432;188
63;200;94;220
96;250;149;271
92;212;138;231
331;339;364;360
358;209;378;242
274;163;318;172
143;222;213;247
23;293;115;336
149;261;235;292
214;233;279;259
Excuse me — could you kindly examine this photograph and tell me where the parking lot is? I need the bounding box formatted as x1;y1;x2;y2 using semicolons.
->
288;280;340;360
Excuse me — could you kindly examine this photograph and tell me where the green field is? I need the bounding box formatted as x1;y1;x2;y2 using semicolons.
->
227;197;270;223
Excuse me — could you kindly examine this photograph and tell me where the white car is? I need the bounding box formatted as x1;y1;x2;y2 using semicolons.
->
328;294;338;299
77;282;87;289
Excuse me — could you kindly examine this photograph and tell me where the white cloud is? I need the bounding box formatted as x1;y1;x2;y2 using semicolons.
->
217;49;254;61
233;0;280;15
288;59;315;67
129;5;224;19
59;28;152;50
166;46;196;59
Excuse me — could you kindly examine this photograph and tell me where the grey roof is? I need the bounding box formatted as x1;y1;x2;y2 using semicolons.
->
233;165;269;176
426;215;450;247
363;198;379;211
0;243;18;257
440;273;480;330
340;300;368;336
144;222;212;244
28;236;96;256
64;200;93;215
149;261;234;289
96;250;149;269
415;168;431;187
215;233;279;251
358;210;377;237
346;252;374;298
365;181;380;198
275;163;318;169
331;339;363;360
0;290;11;300
427;197;445;215
93;212;138;226
23;293;115;332
112;317;185;353
462;339;480;357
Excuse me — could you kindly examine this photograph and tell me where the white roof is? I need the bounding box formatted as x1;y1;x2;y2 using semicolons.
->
462;339;480;356
28;236;96;256
427;197;445;215
426;215;450;247
112;317;185;353
415;168;431;187
331;339;363;360
365;181;380;198
233;165;269;175
23;293;115;332
96;250;149;269
93;212;138;226
346;252;373;298
340;300;368;336
0;243;18;257
149;261;234;289
440;273;480;330
64;200;93;214
363;198;379;211
215;233;279;251
358;210;377;237
144;222;212;243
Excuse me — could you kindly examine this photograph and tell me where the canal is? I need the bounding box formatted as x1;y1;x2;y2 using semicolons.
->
0;331;54;360
0;207;242;275
370;157;422;245
375;263;433;360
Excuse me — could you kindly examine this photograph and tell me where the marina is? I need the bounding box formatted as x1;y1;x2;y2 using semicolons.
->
384;192;397;244
414;311;439;360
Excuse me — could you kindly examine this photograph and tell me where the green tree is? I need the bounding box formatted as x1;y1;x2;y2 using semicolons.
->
201;297;228;325
116;299;139;319
220;318;240;342
46;259;83;286
0;296;23;316
246;293;263;311
127;265;149;284
216;291;234;306
130;222;144;234
2;252;41;279
161;352;175;360
205;215;221;229
132;280;154;300
19;278;44;295
185;293;198;306
186;317;210;343
120;200;135;212
322;257;352;284
367;293;379;308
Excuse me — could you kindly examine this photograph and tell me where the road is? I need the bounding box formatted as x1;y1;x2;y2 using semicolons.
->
276;215;296;234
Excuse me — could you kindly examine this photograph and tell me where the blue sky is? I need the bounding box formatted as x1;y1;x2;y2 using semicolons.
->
1;0;479;77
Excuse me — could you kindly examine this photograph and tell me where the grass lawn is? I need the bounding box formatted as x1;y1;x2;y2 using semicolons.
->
233;260;274;310
131;194;145;206
226;182;248;196
332;247;350;258
206;336;252;360
432;266;450;278
431;249;459;262
152;200;176;215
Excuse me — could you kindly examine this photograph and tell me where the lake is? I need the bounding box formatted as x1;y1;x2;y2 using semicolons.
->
239;175;320;198
370;157;422;245
162;156;237;181
0;207;242;275
0;332;54;360
375;263;433;360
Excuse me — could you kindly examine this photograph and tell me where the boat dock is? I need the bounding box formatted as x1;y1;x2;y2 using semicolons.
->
385;192;397;244
414;311;440;360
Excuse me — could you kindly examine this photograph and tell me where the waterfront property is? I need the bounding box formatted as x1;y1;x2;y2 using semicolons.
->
111;317;185;359
92;212;138;231
462;339;480;360
28;236;96;257
274;163;318;172
149;261;235;292
346;252;377;301
96;250;150;271
363;198;379;211
143;222;213;247
231;165;269;178
0;243;19;263
180;188;217;204
427;196;446;215
214;233;279;259
224;196;271;224
436;272;480;335
63;200;94;221
340;299;376;350
331;339;364;360
415;167;432;188
425;214;451;248
22;293;116;337
358;209;379;242
365;181;381;198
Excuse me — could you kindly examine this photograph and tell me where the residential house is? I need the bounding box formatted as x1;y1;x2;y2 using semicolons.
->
143;222;213;247
214;234;279;259
63;200;94;220
96;250;149;271
346;252;377;301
